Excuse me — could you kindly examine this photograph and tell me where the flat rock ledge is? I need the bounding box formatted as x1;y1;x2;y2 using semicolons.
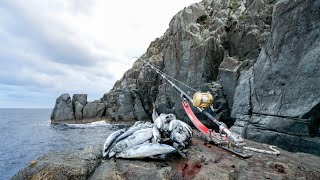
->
12;131;320;180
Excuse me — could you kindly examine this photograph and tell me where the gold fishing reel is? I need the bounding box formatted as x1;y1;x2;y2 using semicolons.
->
192;91;213;108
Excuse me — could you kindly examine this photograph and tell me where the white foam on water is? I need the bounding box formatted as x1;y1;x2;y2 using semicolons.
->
66;121;111;128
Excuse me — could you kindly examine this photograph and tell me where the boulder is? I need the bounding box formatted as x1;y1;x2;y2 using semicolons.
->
50;94;74;122
12;146;101;180
83;102;106;119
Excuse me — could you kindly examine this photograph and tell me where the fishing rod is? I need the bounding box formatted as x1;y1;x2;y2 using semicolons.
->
143;59;280;158
143;61;226;127
143;61;242;144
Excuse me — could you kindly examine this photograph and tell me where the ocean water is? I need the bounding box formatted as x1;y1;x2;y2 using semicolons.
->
0;109;124;180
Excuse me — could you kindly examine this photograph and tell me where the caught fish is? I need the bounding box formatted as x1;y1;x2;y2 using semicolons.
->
144;121;153;127
154;113;176;132
169;119;192;136
102;128;126;157
113;123;152;144
108;128;153;157
116;143;176;159
171;130;186;148
107;151;116;158
102;111;193;159
149;152;175;160
171;126;192;149
133;121;144;127
152;125;161;143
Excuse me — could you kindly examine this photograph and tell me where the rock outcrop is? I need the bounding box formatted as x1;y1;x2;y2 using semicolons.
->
51;94;74;122
12;132;320;180
51;94;106;124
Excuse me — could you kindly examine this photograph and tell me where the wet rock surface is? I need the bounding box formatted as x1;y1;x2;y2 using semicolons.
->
13;131;320;180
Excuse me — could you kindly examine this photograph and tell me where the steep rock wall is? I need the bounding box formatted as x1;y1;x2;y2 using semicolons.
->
231;0;320;155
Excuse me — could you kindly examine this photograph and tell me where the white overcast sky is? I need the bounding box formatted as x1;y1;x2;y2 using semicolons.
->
0;0;200;108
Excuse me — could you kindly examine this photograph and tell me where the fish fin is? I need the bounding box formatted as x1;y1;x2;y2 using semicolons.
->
103;148;111;158
148;154;167;160
108;151;116;158
177;148;187;158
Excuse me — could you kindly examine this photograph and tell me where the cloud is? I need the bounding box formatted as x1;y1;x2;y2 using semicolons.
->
0;0;200;108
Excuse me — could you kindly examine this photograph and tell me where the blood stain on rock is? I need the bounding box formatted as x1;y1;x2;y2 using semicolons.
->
178;161;202;180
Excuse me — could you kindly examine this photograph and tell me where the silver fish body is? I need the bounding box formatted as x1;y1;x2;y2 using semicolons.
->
108;151;116;158
133;121;144;127
169;119;192;136
171;128;189;148
102;128;126;157
114;123;152;144
169;120;193;149
154;113;176;132
110;128;153;153
152;125;161;143
116;143;176;159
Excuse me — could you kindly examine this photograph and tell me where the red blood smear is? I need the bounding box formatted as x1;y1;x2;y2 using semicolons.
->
178;161;202;180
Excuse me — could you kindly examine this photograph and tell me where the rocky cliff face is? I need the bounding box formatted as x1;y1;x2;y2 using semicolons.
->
101;0;275;122
51;0;320;155
230;0;320;155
